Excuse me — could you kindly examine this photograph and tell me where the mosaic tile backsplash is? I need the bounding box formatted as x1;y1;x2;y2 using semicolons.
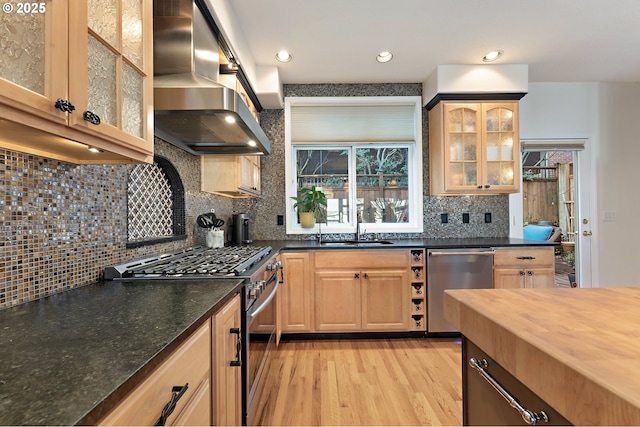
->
1;83;509;309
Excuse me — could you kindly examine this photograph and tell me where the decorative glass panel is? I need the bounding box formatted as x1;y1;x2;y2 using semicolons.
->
356;147;409;224
463;134;477;161
448;109;462;132
450;163;463;186
87;35;117;127
500;163;514;185
486;108;499;131
127;163;173;240
486;162;500;186
449;134;462;161
501;133;514;160
88;0;118;48
464;163;477;186
122;0;143;68
462;108;476;132
0;5;47;94
486;133;500;161
500;108;513;131
122;62;143;137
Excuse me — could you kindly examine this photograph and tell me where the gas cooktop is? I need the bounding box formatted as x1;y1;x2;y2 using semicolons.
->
105;245;272;280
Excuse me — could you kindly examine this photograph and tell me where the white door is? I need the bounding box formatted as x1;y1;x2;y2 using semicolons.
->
511;139;594;288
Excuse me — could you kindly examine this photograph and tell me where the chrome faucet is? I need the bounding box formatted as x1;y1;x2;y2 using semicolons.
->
355;211;365;241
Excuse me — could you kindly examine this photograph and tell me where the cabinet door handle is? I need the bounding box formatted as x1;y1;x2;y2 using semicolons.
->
54;99;75;113
363;273;368;279
83;110;101;125
154;383;189;426
519;270;525;276
469;358;548;425
484;184;491;189
230;327;242;367
527;270;534;276
354;273;360;279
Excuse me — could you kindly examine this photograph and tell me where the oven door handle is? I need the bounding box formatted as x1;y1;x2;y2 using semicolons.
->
248;273;279;320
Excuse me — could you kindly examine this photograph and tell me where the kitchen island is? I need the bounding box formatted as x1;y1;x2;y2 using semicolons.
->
0;278;243;426
444;287;640;425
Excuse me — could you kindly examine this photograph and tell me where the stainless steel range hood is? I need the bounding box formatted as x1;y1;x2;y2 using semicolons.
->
153;0;271;155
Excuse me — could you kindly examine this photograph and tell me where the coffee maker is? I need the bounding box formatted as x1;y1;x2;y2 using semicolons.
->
231;213;252;244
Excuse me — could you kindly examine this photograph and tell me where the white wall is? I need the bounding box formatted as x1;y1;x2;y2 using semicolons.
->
517;82;640;288
595;83;640;287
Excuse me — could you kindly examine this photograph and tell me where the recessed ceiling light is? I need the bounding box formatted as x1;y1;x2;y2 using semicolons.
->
275;50;293;62
225;115;236;124
376;51;393;63
88;146;102;153
247;140;257;147
482;50;504;62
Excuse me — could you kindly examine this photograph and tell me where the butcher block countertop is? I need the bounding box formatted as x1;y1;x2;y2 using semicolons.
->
444;287;640;426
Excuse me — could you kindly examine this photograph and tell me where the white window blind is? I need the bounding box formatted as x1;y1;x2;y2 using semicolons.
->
291;104;416;143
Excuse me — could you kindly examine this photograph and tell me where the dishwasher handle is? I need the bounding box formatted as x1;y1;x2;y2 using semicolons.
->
429;250;495;256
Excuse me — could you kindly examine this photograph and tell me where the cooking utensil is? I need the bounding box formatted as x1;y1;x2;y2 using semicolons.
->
197;211;217;228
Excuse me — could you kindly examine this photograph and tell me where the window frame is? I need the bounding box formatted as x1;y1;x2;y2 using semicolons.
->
285;96;423;235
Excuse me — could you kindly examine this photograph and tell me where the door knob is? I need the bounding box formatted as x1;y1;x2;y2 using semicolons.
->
583;230;593;236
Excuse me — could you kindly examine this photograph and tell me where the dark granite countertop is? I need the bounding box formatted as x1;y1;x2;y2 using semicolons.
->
0;278;243;426
259;237;557;252
0;237;553;425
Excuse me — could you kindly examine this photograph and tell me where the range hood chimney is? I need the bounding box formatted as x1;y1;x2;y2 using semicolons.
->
153;0;271;155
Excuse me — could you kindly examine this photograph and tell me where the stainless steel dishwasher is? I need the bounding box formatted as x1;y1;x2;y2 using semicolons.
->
427;248;494;333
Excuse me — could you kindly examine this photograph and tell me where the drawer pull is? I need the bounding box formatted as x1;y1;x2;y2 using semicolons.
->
516;256;536;260
469;358;548;425
230;327;242;367
154;383;189;426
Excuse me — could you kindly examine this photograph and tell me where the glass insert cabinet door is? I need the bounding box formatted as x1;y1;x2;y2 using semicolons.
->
68;0;152;147
0;0;68;124
442;102;519;193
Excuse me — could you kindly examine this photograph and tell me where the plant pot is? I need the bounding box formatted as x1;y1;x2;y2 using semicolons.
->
568;273;577;288
299;212;316;228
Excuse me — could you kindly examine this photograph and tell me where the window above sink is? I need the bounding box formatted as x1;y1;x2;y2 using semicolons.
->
284;96;424;235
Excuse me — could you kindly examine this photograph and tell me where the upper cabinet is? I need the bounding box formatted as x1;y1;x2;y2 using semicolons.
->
0;0;153;164
201;155;261;198
429;101;520;195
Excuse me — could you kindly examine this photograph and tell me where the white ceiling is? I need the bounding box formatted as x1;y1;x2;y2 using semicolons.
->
226;0;640;85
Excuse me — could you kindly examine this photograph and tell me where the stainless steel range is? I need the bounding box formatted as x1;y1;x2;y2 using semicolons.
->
104;245;281;426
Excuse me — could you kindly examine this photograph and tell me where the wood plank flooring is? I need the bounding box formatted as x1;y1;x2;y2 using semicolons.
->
250;338;463;426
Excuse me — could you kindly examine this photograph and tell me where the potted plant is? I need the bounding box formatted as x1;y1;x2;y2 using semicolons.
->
290;185;327;228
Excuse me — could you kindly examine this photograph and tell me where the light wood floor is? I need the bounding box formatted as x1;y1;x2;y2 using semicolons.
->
250;338;463;426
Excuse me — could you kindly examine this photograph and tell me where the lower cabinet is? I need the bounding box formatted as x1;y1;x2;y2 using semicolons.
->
212;294;242;426
98;322;212;426
493;247;555;289
280;252;313;332
97;294;242;426
280;250;415;334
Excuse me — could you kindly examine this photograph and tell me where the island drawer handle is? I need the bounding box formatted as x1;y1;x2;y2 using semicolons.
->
469;358;549;425
154;383;189;426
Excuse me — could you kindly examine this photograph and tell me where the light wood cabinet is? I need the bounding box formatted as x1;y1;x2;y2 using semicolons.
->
212;294;242;426
201;155;261;198
314;270;362;331
98;321;212;426
493;247;555;289
280;252;313;332
429;101;520;195
0;0;153;164
313;250;413;333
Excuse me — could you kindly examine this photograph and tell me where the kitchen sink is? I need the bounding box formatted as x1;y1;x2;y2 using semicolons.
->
320;240;393;245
